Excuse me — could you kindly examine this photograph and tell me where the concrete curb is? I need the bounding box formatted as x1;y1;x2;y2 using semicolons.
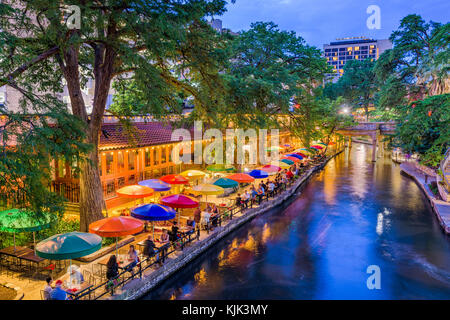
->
400;164;450;235
110;151;343;300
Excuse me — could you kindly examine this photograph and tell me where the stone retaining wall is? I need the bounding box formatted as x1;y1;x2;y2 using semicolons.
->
110;152;341;300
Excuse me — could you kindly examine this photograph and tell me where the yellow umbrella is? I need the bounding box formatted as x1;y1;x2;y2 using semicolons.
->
192;184;224;205
270;161;290;169
180;170;207;179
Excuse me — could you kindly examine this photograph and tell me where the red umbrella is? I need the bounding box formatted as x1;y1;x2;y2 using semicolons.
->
281;156;300;163
227;173;255;183
160;194;199;209
116;185;154;199
311;145;323;150
160;174;189;185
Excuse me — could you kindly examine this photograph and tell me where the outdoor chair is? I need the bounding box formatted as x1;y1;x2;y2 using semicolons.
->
92;263;105;281
40;290;46;300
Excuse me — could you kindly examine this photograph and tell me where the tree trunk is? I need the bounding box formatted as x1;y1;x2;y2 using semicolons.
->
79;135;105;231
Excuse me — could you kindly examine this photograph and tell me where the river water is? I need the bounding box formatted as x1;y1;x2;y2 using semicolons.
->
143;144;450;300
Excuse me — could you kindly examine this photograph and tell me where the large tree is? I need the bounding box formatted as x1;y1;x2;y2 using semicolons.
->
0;0;231;231
335;59;377;122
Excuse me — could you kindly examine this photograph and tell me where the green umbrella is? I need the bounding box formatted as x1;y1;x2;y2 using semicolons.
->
0;209;57;253
36;231;102;285
280;159;294;165
206;164;235;172
213;178;239;189
36;231;102;260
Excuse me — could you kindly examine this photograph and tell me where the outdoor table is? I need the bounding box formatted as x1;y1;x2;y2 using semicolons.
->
58;272;93;299
18;251;47;277
136;241;170;263
0;246;34;270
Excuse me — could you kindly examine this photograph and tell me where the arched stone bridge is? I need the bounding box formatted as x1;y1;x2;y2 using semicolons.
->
336;122;397;162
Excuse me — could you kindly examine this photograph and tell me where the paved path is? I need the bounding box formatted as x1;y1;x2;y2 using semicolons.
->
400;162;450;234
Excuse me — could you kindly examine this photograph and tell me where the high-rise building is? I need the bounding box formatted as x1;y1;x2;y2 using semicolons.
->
323;37;392;82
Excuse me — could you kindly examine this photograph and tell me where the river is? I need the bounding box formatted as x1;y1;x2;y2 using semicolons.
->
143;143;450;300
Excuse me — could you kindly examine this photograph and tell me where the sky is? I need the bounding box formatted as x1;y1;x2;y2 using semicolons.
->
218;0;449;48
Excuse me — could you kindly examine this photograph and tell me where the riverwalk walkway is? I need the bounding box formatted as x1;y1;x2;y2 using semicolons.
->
400;162;450;235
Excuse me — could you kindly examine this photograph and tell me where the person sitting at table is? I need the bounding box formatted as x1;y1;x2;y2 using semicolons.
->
69;265;84;285
106;255;119;282
186;217;196;232
125;245;139;277
256;185;265;204
169;222;179;242
235;193;243;209
268;181;275;197
50;280;67;300
250;186;258;205
286;169;294;181
143;236;159;262
242;190;250;208
43;276;53;300
160;229;170;243
210;204;219;228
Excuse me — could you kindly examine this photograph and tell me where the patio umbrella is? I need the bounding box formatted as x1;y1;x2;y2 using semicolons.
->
160;194;199;224
160;174;189;185
317;142;328;147
89;216;144;256
206;164;235;172
138;179;171;192
192;184;224;205
270;161;290;169
261;165;282;175
36;231;102;284
311;145;323;150
213;178;239;189
131;204;176;240
180;170;206;179
280;159;294;165
116;185;154;198
292;152;307;158
281;156;300;163
282;144;291;148
0;209;57;253
248;169;269;179
286;154;304;160
227;173;255;184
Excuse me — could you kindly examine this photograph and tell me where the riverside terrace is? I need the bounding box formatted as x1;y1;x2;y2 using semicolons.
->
0;146;339;300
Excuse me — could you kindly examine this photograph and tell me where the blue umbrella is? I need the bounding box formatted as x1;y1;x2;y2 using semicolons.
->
131;204;177;240
286;153;303;160
248;169;269;179
213;178;239;189
138;179;171;192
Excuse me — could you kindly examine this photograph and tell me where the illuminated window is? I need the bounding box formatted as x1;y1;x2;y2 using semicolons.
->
145;149;151;167
355;55;359;60
347;47;352;51
332;57;338;61
370;45;375;49
354;46;359;51
118;152;124;172
161;146;167;163
128;151;135;170
105;153;114;175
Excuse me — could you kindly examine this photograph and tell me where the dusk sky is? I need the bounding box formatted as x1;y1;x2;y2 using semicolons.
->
218;0;449;48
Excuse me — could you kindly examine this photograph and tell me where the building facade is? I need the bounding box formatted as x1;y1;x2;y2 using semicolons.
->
323;37;392;82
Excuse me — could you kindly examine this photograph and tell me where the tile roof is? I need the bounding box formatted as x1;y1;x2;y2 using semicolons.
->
99;121;197;150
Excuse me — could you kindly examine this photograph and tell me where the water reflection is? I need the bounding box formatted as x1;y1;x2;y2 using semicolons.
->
144;144;450;300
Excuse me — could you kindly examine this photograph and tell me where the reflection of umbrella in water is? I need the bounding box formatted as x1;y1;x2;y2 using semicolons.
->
0;209;57;253
131;204;176;240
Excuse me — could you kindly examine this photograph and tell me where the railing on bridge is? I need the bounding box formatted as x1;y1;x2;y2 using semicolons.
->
338;122;396;133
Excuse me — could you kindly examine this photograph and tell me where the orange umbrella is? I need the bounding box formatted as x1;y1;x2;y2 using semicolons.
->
160;174;189;185
227;173;255;184
116;185;154;199
89;216;144;255
281;156;300;163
